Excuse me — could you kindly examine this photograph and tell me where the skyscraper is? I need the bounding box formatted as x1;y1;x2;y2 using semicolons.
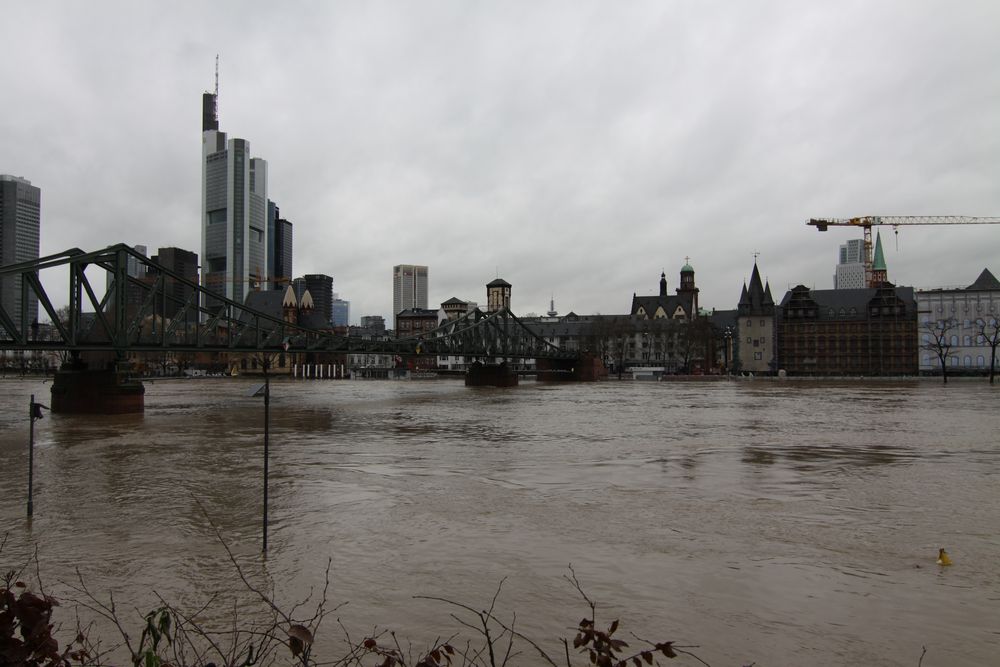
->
331;294;350;327
200;85;268;306
834;238;866;289
267;200;293;289
293;274;333;325
150;247;199;319
0;175;41;328
393;264;428;316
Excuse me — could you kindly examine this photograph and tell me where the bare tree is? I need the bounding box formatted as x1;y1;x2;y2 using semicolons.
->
921;318;959;384
975;316;1000;385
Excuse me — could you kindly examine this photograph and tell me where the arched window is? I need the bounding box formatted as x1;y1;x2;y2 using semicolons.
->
964;356;972;367
950;357;958;367
951;335;959;346
978;355;986;368
964;336;971;346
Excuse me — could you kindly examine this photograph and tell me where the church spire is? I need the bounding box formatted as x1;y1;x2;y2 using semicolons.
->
870;232;888;286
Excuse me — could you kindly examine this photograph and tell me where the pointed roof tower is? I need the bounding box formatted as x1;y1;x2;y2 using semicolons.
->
870;232;888;286
281;285;297;308
967;268;1000;291
738;260;774;315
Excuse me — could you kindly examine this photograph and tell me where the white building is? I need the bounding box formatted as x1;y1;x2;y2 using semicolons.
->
916;269;1000;374
200;89;268;306
393;264;428;318
835;238;866;289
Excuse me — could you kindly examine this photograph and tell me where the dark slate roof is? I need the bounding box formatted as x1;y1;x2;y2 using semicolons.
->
243;290;285;320
710;309;738;329
967;268;1000;291
738;262;774;314
441;297;467;306
778;284;916;320
630;293;694;319
298;311;331;330
396;308;438;318
487;278;511;287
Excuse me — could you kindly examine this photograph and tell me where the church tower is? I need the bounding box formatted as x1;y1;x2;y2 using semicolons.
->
870;232;888;287
676;260;699;318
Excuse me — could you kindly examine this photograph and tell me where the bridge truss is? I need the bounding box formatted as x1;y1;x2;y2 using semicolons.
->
0;244;570;361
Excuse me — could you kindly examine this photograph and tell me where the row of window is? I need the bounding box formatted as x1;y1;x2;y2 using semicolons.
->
921;333;997;346
923;355;993;368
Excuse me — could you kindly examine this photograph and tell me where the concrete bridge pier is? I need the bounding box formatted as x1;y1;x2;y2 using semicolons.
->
50;355;145;414
465;361;519;387
536;353;608;382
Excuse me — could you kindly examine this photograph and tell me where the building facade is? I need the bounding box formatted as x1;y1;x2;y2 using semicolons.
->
331;294;350;327
916;268;1000;375
736;261;775;374
267;201;293;288
777;283;918;376
0;175;41;329
835;238;866;289
201;90;268;306
393;264;428;318
150;247;199;320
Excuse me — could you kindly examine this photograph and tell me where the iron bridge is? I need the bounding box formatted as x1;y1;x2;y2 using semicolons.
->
0;244;573;361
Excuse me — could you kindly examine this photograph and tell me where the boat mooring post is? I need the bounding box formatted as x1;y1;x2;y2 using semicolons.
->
28;394;48;517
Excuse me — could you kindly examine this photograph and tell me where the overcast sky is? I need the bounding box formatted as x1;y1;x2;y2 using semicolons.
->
2;1;998;323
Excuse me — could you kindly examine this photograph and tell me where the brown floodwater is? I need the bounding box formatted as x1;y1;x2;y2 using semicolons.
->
1;376;998;666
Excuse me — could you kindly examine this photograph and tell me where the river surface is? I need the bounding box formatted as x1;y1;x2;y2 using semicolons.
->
1;377;998;666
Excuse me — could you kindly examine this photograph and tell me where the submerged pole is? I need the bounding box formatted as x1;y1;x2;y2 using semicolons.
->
28;394;35;517
263;362;270;552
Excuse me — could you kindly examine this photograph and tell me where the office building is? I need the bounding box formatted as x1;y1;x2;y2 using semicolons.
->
331;294;349;327
200;87;268;306
0;175;41;328
393;264;428;317
267;201;293;289
835;238;866;289
293;274;333;324
150;247;199;319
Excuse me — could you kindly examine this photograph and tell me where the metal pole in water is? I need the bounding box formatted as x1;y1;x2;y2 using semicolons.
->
263;362;270;552
28;394;35;517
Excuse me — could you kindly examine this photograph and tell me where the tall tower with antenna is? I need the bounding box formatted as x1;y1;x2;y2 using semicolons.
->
200;57;269;306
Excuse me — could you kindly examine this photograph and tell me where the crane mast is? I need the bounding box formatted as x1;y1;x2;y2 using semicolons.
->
807;215;1000;288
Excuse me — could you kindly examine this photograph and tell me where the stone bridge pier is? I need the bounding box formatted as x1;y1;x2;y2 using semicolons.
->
535;353;607;382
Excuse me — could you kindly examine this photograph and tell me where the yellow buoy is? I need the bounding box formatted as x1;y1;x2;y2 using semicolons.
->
936;548;952;566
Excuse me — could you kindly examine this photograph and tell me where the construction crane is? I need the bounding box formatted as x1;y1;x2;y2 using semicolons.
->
807;215;1000;287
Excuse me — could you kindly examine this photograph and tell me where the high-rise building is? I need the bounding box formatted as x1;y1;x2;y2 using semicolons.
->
331;294;349;327
293;274;333;325
393;264;428;316
150;247;199;319
0;175;41;328
267;200;293;289
200;87;268;306
835;238;866;289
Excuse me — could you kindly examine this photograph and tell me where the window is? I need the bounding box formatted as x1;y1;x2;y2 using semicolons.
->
760;319;765;327
746;320;752;327
754;352;763;360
